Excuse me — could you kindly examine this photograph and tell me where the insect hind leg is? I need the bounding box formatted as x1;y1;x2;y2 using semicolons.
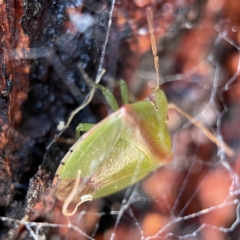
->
76;123;95;139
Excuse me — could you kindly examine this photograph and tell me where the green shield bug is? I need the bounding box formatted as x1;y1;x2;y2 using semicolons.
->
53;8;234;217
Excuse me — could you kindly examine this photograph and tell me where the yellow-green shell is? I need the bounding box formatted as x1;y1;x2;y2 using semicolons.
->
54;89;172;202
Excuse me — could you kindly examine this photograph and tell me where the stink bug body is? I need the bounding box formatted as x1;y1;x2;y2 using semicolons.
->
53;8;233;217
55;87;172;204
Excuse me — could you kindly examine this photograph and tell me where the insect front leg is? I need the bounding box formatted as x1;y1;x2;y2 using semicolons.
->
90;82;120;111
84;78;130;111
90;79;131;110
93;79;129;108
116;79;129;104
78;64;120;111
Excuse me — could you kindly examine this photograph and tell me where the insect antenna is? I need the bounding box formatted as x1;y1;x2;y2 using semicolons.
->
146;9;234;157
147;7;160;88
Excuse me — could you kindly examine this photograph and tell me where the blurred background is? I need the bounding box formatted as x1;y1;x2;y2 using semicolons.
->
0;0;240;239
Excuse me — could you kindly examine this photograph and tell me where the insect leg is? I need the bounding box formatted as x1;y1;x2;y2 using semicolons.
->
116;79;129;104
91;82;119;111
62;170;92;217
168;103;234;157
76;123;95;139
78;64;119;111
